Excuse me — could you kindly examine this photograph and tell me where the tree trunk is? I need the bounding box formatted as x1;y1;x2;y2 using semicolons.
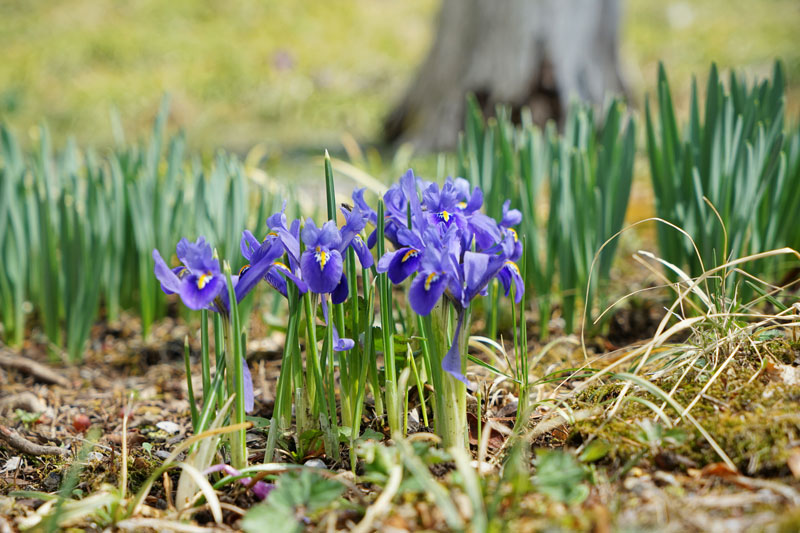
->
384;0;628;151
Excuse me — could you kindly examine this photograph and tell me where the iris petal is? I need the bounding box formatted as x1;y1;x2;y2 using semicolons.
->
180;274;224;310
241;355;255;413
266;201;288;231
265;269;288;298
339;205;368;252
351;235;374;268
240;230;260;261
317;220;343;249
502;200;522;227
331;273;348;304
153;249;183;295
233;241;284;304
462;251;505;304
270;263;308;295
386;247;421;284
441;312;468;384
469;213;503;249
176;237;217;274
300;247;343;294
408;270;448;315
499;262;524;303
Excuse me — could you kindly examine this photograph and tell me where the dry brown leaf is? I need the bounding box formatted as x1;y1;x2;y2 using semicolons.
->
700;462;739;478
765;362;800;386
788;448;800;479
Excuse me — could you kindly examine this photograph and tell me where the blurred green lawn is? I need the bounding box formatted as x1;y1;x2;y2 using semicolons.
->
0;0;797;152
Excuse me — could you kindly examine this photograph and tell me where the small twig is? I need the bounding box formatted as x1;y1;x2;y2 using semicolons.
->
0;424;67;456
0;391;47;414
0;349;71;388
526;407;602;439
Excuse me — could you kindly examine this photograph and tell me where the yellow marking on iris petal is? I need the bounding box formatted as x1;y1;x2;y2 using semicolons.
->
457;201;467;209
315;246;329;270
504;261;520;274
238;264;251;276
401;249;419;262
424;272;439;291
197;271;213;289
508;228;518;242
438;210;451;223
272;261;291;272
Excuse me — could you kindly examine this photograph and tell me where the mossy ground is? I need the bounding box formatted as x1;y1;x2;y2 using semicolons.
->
572;340;799;471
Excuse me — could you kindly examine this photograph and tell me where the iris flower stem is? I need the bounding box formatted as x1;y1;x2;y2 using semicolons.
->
323;296;340;460
419;314;442;433
188;353;225;455
213;312;225;413
334;292;352;426
407;344;429;429
323;150;352;439
183;336;199;431
350;266;375;471
425;303;469;450
266;291;300;463
376;200;400;437
343;247;360;437
366;267;384;420
415;314;433;428
274;285;301;429
381;275;400;438
200;309;211;400
487;280;500;342
223;264;247;469
302;291;321;417
302;292;337;458
512;285;530;430
294;387;308;457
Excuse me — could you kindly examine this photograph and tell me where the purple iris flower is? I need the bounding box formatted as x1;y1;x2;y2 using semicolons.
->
153;236;269;413
153;237;225;311
300;219;344;295
339;205;374;269
381;183;411;246
498;261;524;303
500;200;523;261
407;234;460;316
420;180;468;234
299;206;374;299
375;170;527;385
460;251;507;306
376;227;424;284
371;169;429;248
403;176;501;252
240;228;308;298
352;188;377;226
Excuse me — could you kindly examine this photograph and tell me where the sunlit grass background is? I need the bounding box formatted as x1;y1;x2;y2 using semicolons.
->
0;0;798;153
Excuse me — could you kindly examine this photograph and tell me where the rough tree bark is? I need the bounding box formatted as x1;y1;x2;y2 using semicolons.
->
384;0;628;151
